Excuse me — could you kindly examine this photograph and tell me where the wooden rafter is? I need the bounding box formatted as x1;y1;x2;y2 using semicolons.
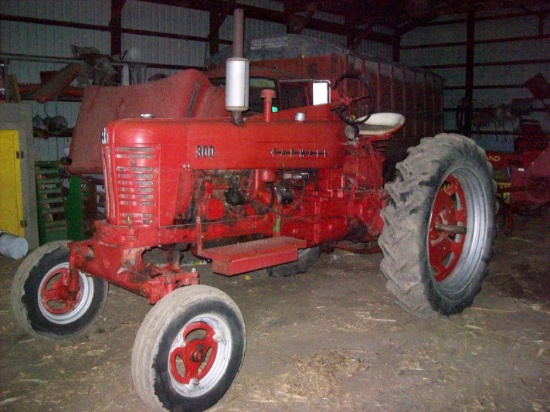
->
116;0;550;53
397;0;464;35
208;0;236;55
110;0;127;57
346;20;376;51
139;0;396;46
285;2;318;34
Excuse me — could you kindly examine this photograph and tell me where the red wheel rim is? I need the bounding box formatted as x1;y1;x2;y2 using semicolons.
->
428;175;468;282
40;266;81;315
169;321;219;385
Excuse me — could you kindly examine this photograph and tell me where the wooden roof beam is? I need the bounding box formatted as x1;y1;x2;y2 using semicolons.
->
397;0;463;35
138;0;397;46
285;2;318;34
110;0;127;57
208;0;236;55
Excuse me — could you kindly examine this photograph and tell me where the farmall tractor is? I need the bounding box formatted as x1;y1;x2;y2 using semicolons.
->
11;50;496;411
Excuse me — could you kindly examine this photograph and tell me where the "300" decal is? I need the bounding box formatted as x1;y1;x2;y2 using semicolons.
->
195;145;215;158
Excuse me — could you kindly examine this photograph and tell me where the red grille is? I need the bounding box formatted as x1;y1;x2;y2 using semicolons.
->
106;145;159;226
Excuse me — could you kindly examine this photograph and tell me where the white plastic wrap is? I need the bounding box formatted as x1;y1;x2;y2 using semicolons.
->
225;58;250;112
0;232;28;259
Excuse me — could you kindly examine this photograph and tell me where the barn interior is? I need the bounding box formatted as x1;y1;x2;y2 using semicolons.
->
0;1;549;411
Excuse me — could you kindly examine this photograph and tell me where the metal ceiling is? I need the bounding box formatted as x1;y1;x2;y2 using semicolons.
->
141;0;550;49
280;0;550;33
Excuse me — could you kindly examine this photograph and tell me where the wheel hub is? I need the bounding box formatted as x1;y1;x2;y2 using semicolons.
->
40;266;81;315
429;175;468;282
191;344;207;363
169;321;218;385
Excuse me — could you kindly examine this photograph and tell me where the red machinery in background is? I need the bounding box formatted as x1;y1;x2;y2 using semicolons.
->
489;121;549;217
486;73;550;229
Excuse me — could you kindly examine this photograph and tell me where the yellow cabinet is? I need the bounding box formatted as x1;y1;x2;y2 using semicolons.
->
0;103;39;250
0;129;25;236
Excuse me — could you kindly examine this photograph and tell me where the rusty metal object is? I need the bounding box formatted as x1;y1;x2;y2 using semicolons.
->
33;63;81;103
487;120;550;229
68;69;227;175
206;34;444;145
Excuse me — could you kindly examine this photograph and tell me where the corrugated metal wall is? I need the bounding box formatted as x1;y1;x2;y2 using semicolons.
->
3;1;546;160
2;0;109;23
1;0;110;160
401;8;550;151
122;0;209;76
1;0;394;163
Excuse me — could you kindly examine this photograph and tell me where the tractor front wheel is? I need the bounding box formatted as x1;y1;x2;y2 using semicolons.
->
379;134;496;316
131;285;245;412
10;241;108;339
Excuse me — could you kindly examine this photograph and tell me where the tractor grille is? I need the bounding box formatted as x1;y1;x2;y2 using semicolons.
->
106;145;159;226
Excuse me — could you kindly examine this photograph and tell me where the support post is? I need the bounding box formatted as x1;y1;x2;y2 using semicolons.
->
110;0;126;57
463;0;475;136
208;0;235;56
392;36;401;62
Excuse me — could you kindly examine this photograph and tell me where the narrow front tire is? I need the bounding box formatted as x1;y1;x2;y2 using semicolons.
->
132;285;246;412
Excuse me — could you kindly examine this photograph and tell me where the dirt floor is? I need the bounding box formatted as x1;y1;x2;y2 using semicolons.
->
1;210;549;412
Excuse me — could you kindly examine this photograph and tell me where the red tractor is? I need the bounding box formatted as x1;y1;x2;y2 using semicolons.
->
11;62;496;411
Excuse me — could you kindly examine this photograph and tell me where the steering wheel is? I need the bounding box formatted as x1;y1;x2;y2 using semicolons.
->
333;73;375;126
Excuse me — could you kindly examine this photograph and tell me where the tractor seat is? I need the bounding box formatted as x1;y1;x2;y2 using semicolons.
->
345;112;406;139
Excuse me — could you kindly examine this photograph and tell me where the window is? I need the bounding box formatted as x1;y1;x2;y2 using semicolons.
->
209;77;308;113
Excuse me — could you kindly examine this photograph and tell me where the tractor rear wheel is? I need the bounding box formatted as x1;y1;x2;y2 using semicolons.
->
379;134;496;316
132;285;245;412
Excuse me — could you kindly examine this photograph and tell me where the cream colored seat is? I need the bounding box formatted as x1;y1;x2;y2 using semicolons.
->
345;113;406;139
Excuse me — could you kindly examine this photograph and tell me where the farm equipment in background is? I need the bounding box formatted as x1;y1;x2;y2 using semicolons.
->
485;73;550;230
488;120;549;228
10;10;497;412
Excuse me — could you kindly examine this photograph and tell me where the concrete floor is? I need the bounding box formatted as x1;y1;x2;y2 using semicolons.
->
1;210;549;411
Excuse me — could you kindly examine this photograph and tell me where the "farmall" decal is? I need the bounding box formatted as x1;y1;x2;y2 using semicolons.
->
271;148;328;157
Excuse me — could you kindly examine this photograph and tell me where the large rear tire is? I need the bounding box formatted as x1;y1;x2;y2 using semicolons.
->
10;241;108;339
379;134;496;316
132;285;245;412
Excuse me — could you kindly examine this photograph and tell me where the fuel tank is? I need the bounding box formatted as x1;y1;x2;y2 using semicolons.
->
185;109;347;170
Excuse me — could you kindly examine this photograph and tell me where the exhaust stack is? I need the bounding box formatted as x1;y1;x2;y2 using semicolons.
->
232;8;244;58
225;9;249;125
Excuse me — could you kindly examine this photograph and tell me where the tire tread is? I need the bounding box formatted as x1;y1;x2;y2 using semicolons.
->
379;134;496;317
